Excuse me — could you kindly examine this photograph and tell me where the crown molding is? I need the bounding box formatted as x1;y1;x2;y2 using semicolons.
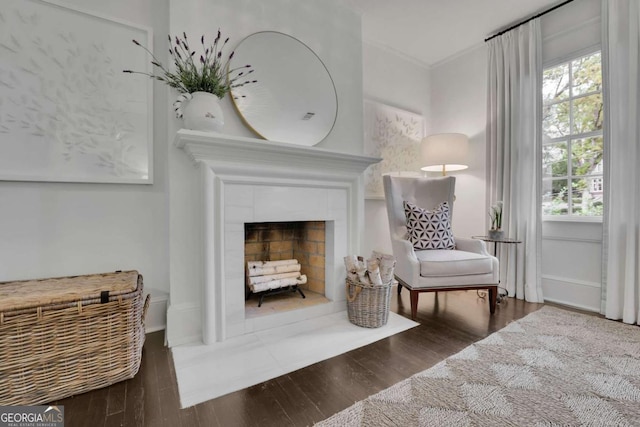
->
363;39;431;70
430;42;486;70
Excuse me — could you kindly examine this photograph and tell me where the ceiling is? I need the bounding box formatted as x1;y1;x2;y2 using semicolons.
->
346;0;564;67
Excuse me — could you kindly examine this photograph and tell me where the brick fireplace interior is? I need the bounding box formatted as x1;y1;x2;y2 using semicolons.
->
244;221;329;317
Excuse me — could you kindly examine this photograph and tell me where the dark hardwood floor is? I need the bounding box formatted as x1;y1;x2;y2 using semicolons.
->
53;288;544;426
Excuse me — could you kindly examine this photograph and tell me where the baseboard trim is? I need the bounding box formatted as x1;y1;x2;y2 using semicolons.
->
542;276;601;313
541;274;601;289
543;297;600;313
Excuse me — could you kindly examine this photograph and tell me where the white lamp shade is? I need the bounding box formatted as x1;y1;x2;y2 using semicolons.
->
421;133;469;172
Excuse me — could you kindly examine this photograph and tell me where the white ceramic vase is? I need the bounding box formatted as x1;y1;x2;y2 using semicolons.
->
176;91;224;132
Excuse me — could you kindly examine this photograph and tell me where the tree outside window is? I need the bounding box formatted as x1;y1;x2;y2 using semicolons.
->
542;51;604;217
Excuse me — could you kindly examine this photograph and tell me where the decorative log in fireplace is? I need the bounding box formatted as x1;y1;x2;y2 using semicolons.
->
246;259;307;307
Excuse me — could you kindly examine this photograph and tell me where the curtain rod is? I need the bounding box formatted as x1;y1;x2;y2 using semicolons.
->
484;0;575;42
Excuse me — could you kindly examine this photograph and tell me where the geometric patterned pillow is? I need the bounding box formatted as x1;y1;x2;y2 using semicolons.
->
403;200;456;250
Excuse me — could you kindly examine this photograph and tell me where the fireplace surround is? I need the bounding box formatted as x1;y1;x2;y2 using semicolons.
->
173;130;379;344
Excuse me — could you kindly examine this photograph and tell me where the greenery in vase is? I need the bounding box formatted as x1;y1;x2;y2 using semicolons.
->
489;201;503;230
124;30;256;99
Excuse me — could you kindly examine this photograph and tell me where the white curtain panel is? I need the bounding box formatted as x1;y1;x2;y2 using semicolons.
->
486;20;544;303
601;0;640;325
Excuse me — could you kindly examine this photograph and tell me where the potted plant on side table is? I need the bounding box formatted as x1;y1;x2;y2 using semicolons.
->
488;201;504;240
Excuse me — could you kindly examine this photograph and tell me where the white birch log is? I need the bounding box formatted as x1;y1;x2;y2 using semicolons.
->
248;271;301;285
248;263;301;277
378;256;396;283
372;251;396;283
366;258;383;285
247;259;299;269
356;267;371;285
250;275;308;292
368;267;383;286
343;255;359;281
346;271;359;282
343;255;358;272
372;271;384;285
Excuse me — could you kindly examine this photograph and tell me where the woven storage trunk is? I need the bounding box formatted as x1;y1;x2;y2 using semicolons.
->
346;278;392;328
0;270;148;406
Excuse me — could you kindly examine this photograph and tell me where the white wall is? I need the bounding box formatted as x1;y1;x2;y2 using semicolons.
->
0;0;171;304
429;46;488;238
362;42;430;256
166;0;363;345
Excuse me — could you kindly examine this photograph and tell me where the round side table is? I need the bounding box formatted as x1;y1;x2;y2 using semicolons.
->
472;235;522;257
472;235;522;300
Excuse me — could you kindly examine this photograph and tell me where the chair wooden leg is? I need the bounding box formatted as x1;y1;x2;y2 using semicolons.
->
488;286;497;314
410;290;419;320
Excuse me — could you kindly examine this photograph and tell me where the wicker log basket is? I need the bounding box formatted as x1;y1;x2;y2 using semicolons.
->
346;278;393;328
344;252;396;328
0;270;149;406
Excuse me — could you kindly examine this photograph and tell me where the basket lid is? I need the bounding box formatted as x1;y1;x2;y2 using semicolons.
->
0;270;140;313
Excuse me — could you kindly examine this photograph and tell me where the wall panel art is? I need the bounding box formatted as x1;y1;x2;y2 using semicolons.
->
364;100;425;199
0;0;153;183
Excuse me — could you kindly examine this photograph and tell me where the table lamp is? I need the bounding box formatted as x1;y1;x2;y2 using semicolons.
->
421;133;469;176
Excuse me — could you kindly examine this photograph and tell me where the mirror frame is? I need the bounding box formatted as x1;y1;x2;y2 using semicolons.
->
229;31;338;146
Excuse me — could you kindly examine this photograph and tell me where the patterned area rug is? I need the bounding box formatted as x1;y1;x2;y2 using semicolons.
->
316;306;640;426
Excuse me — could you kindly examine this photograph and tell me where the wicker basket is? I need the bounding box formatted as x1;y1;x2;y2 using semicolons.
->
346;277;392;328
0;270;149;406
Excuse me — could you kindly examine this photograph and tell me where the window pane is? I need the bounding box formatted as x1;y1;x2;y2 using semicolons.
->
572;137;603;176
543;102;570;139
572;53;602;96
571;178;603;216
542;179;569;215
543;142;567;178
543;64;570;102
572;94;603;134
541;50;604;219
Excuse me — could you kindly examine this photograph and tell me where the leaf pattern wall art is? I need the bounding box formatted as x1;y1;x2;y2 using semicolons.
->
363;100;425;198
0;0;152;183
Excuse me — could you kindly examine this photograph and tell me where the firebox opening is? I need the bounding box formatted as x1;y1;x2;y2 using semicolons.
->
244;221;329;317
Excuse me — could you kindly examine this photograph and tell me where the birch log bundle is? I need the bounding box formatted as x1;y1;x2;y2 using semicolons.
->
247;259;307;293
344;252;396;286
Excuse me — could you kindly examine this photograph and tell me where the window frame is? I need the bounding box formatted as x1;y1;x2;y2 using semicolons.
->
541;47;604;223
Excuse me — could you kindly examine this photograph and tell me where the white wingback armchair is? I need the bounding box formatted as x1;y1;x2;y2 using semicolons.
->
383;175;499;319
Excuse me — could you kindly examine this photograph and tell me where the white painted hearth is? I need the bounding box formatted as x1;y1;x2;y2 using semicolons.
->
174;130;379;344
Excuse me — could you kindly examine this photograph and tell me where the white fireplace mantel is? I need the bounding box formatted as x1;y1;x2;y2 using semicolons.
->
173;130;380;344
174;130;380;179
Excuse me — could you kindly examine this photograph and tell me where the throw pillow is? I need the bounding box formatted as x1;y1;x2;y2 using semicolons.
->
403;201;455;250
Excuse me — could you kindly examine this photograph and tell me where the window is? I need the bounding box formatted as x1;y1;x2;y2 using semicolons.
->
542;51;604;218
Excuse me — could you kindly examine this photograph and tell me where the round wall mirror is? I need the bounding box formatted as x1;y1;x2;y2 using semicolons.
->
229;31;338;146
